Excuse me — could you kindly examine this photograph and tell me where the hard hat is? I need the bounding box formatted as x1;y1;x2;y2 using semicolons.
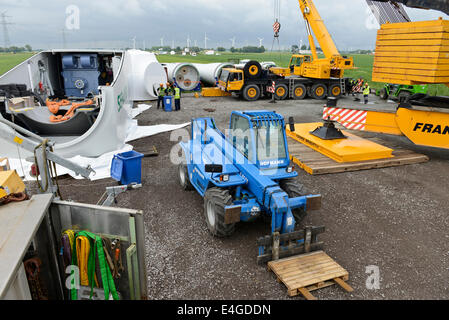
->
160;83;164;87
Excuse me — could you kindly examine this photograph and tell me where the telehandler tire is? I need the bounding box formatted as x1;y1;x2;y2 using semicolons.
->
178;163;194;191
204;188;235;237
280;179;308;224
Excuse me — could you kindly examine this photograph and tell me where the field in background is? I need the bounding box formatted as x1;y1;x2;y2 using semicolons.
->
1;51;447;95
0;52;35;76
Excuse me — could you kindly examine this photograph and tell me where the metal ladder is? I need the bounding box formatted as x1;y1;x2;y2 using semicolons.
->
340;78;346;95
289;79;295;99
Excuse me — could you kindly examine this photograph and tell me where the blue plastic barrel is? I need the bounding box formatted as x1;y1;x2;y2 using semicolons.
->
110;150;144;185
164;96;173;112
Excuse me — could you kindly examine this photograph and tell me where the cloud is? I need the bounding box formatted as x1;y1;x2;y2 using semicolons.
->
2;0;447;50
90;0;145;17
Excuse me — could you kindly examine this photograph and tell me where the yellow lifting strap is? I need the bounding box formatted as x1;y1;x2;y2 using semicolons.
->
75;236;99;288
63;230;75;251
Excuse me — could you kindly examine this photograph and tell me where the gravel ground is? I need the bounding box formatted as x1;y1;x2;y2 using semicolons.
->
54;94;449;300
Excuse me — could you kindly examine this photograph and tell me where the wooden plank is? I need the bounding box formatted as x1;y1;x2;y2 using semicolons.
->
275;260;340;278
286;270;349;289
297;287;317;300
280;264;346;284
334;277;354;293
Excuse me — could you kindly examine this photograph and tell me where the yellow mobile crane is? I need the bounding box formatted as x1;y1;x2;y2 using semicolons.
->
271;0;354;84
218;0;355;101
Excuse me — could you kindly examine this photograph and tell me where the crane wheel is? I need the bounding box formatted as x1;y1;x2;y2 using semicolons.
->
178;163;193;191
280;179;308;225
242;84;261;101
328;84;342;98
275;84;289;100
204;188;235;237
243;61;262;79
292;84;307;100
311;83;328;100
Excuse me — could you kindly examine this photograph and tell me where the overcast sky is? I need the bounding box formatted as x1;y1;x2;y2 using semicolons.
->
1;0;448;50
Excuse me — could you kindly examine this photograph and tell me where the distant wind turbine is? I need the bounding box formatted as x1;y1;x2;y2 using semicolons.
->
230;37;236;48
204;32;209;49
131;36;136;49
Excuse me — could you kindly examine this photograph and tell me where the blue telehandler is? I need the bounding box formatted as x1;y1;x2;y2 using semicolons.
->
178;110;323;263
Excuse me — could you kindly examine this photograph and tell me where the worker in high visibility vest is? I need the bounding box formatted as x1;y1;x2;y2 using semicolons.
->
363;82;370;104
174;85;181;111
165;82;174;96
157;83;165;109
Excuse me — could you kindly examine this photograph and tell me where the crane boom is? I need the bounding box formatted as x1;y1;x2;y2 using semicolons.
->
297;0;341;59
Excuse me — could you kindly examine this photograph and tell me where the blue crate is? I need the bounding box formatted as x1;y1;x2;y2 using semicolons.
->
164;96;173;112
111;150;144;185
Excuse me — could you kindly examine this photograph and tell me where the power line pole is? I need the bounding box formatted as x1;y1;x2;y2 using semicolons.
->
1;11;13;50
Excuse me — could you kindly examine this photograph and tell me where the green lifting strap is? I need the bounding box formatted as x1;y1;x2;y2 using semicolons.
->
69;231;119;301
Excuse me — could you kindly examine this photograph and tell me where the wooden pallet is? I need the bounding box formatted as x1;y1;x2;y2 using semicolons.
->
267;251;353;300
288;137;429;175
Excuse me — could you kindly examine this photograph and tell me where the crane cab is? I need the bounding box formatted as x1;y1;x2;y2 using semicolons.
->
229;111;291;171
218;68;244;92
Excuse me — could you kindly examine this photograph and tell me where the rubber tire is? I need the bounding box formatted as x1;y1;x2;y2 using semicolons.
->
280;178;308;224
178;163;193;191
243;61;262;79
398;91;411;103
275;84;289;100
379;88;388;100
242;84;261;101
328;83;342;98
311;83;328;100
292;84;307;100
204;188;235;237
